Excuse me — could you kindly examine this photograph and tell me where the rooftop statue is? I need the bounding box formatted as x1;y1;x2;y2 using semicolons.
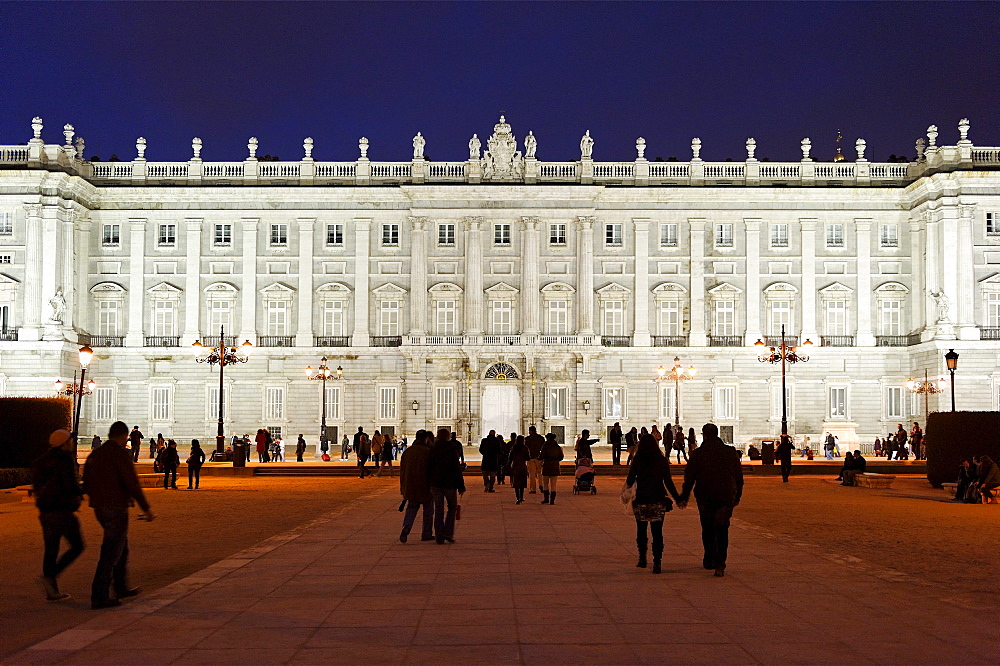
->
580;130;594;159
481;115;524;181
524;131;537;159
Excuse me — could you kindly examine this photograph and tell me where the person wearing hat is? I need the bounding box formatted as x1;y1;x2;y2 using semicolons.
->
31;429;85;602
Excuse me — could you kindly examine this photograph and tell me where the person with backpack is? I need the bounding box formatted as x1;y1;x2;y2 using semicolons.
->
32;429;85;602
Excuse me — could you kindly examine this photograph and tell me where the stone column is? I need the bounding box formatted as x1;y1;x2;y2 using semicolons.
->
957;205;978;339
20;204;43;341
800;218;818;342
351;218;371;346
632;217;651;346
408;216;428;337
688;218;707;346
521;216;541;337
909;217;926;338
463;216;484;337
855;219;875;346
125;218;146;347
296;218;315;347
239;218;259;343
57;210;75;335
577;216;595;336
75;217;92;340
938;205;961;339
39;206;61;340
743;218;762;344
183;219;202;344
923;211;940;336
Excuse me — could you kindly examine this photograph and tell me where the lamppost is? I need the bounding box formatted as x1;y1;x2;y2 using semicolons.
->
906;369;946;419
945;349;959;412
54;344;95;446
192;325;252;453
756;325;812;437
656;356;696;427
305;357;341;455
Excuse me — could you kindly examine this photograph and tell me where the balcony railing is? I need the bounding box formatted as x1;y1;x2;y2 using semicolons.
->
371;336;402;347
84;335;124;347
201;335;237;348
821;335;855;347
315;335;350;347
257;335;295;347
653;335;688;347
144;336;179;347
875;335;919;347
0;329;18;341
601;336;632;347
709;335;743;347
980;328;1000;340
764;335;799;347
483;335;521;345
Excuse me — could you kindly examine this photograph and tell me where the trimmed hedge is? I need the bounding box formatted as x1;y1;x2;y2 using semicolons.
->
0;397;73;468
925;411;1000;487
0;467;33;489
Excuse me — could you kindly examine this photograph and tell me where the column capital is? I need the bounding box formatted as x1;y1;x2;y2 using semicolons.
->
908;218;924;232
240;217;260;230
185;217;203;232
854;218;873;232
128;217;146;232
631;217;650;232
23;203;42;217
743;218;762;232
799;217;818;232
464;215;484;231
576;215;595;229
296;217;316;231
688;217;707;232
408;215;428;232
960;204;976;219
520;216;540;231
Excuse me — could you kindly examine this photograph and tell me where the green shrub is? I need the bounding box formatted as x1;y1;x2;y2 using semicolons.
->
0;468;33;489
925;411;1000;487
0;397;72;468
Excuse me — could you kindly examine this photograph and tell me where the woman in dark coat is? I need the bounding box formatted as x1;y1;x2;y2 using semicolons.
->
187;440;206;489
625;427;638;466
539;433;565;504
625;433;681;574
687;427;698;455
479;431;501;492
672;426;687;464
508;435;530;504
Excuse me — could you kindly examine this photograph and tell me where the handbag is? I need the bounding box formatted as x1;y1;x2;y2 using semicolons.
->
620;481;636;505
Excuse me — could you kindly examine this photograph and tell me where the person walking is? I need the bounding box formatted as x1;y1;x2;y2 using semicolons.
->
371;430;384;474
82;421;154;609
148;437;156;460
650;424;663;450
678;423;744;578
186;440;205;489
575;429;596;461
775;434;794;482
398;430;434;543
909;422;923;461
90;434;101;451
479;430;501;492
539;433;565;504
428;428;466;544
128;426;143;463
497;434;514;485
450;432;465;467
525;426;545;494
625;433;682;574
355;428;371;478
32;429;85;602
609;422;623;466
824;432;836;460
625;427;638;466
687;427;698;456
376;431;394;477
894;424;909;460
295;434;307;462
341;433;351;461
158;440;180;489
673;425;688;464
508;435;531;504
255;429;268;463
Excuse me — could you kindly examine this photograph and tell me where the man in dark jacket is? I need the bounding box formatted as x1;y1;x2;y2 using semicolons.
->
158;440;180;489
679;423;744;577
479;430;501;492
32;429;85;601
399;430;434;543
428;428;466;544
524;426;545;494
609;422;623;465
842;450;867;486
775;434;794;482
83;420;154;609
128;425;143;462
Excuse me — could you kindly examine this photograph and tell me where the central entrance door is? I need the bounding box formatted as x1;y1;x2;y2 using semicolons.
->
481;384;521;438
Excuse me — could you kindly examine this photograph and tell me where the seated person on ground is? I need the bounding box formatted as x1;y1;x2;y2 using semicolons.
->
842;450;866;486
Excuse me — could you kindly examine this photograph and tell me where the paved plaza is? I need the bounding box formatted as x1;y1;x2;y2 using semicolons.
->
5;473;999;665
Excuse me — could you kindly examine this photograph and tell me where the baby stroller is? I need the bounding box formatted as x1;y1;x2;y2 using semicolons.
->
573;457;597;494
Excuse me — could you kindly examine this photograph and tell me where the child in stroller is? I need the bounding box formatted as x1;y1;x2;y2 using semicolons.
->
573;456;597;494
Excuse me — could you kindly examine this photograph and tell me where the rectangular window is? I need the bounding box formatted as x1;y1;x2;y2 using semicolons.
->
207;386;227;420
0;212;12;235
880;300;901;335
603;300;624;336
549;223;567;245
605;223;623;247
323;300;344;336
770;224;788;247
0;254;11;264
494;223;511;246
98;301;119;336
715;224;733;247
381;223;399;246
435;300;456;335
826;300;847;335
93;387;114;422
549;387;567;418
826;224;844;247
325;385;341;421
604;388;625;419
435;387;454;420
988;293;1000;327
886;386;904;419
879;223;898;248
660;384;676;422
266;301;287;335
770;384;793;420
157;223;176;246
491;300;512;334
102;224;120;246
658;300;680;336
214;224;232;246
153;301;175;336
326;223;344;246
660;223;678;247
829;386;847;418
714;386;736;420
379;301;400;336
714;300;735;336
437;223;455;246
270;223;288;246
210;300;231;329
987;212;1000;235
264;387;285;421
770;300;791;335
379;387;397;421
151;387;171;422
547;300;568;335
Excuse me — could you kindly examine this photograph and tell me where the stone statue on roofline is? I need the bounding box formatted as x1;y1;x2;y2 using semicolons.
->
412;132;425;160
524;131;537;159
580;130;594;159
469;134;481;160
481;116;524;181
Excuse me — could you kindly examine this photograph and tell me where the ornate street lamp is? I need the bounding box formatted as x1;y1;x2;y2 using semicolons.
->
305;357;342;455
192;325;252;453
54;344;96;446
906;369;946;419
756;325;812;438
944;349;959;412
656;356;696;427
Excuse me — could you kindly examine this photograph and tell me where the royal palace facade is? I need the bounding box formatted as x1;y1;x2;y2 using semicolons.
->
1;116;999;450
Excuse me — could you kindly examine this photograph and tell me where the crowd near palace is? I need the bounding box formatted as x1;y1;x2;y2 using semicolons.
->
1;115;999;452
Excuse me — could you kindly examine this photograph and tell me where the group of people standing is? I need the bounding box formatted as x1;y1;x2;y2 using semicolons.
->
608;422;697;466
397;428;466;544
478;427;564;504
873;422;923;460
351;427;403;478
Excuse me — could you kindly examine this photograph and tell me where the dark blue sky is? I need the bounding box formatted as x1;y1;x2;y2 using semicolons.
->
2;1;997;163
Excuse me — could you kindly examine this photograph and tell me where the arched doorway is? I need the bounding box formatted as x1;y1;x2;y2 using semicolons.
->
481;363;521;437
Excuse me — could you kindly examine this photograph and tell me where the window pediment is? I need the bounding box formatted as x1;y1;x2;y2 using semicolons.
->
485;281;518;295
316;281;352;295
147;282;182;299
0;273;20;285
979;273;1000;292
874;281;909;294
204;281;238;295
708;282;742;298
596;282;631;301
763;281;798;294
819;281;853;295
429;282;464;294
540;281;576;294
91;281;126;294
372;282;407;297
259;281;295;297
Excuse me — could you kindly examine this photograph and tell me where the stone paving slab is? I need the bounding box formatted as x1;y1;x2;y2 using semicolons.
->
9;476;1000;665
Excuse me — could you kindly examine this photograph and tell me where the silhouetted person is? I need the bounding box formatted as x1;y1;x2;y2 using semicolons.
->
32;429;85;601
775;434;793;482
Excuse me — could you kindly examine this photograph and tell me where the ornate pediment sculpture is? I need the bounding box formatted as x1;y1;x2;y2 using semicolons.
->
482;116;524;181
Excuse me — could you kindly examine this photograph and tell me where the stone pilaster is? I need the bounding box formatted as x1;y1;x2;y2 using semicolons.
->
924;211;941;337
521;216;540;336
744;219;762;344
20;204;43;341
296;218;315;347
854;219;875;346
688;218;707;346
239;218;259;343
463;216;484;337
183;219;202;344
40;206;62;340
576;216;595;336
909;216;926;338
351;218;371;346
800;218;818;343
957;204;978;339
408;216;428;337
125;218;146;347
632;217;651;346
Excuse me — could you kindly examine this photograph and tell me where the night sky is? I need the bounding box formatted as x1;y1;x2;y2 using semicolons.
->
1;1;997;164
